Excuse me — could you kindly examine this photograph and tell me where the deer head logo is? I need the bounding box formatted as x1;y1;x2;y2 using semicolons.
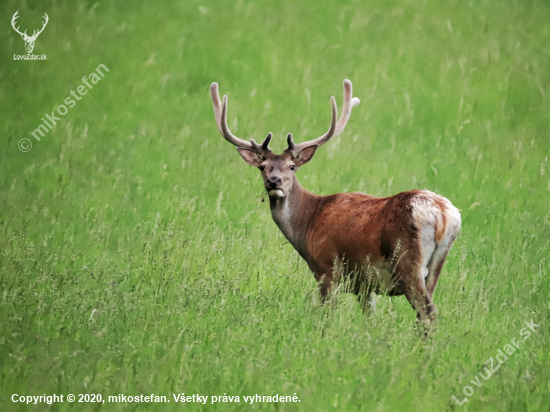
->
11;11;49;54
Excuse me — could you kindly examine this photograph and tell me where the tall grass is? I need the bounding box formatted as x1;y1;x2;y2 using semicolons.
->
1;0;549;410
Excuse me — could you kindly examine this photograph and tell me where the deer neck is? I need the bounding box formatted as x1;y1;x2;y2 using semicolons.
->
269;176;319;260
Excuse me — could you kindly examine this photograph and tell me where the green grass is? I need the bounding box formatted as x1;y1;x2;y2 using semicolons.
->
1;0;549;410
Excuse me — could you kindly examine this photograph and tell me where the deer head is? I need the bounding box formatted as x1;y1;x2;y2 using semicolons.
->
11;11;49;54
210;80;360;198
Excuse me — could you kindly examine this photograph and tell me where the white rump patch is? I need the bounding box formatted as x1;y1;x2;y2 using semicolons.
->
410;191;461;278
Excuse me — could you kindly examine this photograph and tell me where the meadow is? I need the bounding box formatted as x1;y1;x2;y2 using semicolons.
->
0;0;549;410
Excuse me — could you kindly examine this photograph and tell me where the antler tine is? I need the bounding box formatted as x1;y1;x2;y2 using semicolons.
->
11;11;26;36
286;133;295;151
210;82;224;135
220;95;252;148
250;133;273;154
30;13;48;39
286;96;337;155
211;82;253;149
262;133;272;150
210;82;272;155
335;79;361;135
286;80;360;155
30;13;49;39
41;13;49;30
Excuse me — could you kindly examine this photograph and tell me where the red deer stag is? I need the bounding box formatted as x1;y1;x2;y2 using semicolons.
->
209;80;461;324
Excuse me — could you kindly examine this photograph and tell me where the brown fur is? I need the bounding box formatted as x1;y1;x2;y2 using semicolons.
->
305;190;427;298
211;80;460;325
266;174;460;324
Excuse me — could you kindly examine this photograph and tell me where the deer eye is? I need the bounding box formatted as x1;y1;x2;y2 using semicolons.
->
290;165;296;171
259;165;265;171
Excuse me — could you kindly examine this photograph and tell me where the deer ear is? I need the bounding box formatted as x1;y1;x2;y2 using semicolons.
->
294;145;318;167
236;148;263;167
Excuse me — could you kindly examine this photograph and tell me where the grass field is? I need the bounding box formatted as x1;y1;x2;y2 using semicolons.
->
1;0;549;410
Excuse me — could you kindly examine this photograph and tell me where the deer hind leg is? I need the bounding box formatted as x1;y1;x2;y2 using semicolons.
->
402;269;438;323
425;244;451;299
407;209;460;322
403;228;438;322
405;226;458;324
395;245;438;323
425;209;460;298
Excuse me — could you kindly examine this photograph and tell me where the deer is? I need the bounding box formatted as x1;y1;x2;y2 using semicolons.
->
209;79;461;325
11;11;49;54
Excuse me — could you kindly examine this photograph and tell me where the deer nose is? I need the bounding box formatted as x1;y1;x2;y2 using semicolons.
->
267;176;281;187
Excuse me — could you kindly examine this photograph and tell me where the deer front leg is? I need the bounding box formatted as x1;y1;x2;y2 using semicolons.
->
358;291;377;314
316;272;334;302
311;260;339;302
